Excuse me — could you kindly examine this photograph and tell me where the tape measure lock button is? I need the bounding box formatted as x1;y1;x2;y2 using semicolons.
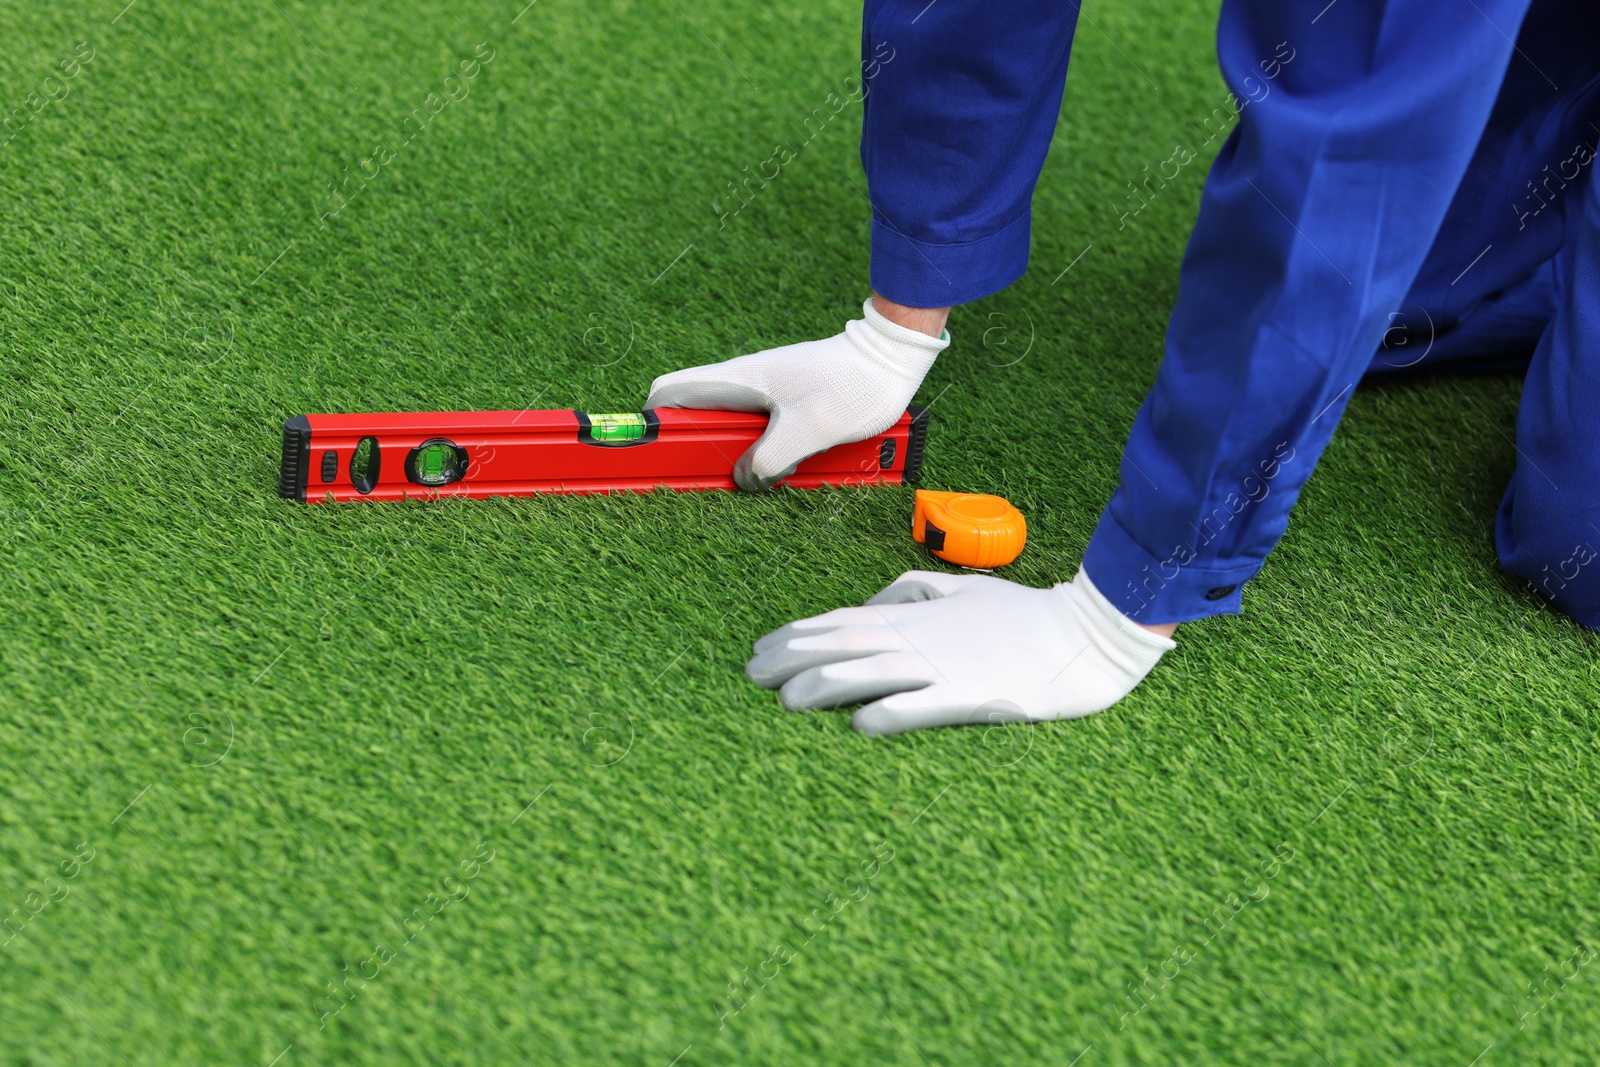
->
911;490;1027;569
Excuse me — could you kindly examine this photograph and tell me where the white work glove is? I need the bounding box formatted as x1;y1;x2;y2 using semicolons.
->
747;569;1174;735
645;299;949;492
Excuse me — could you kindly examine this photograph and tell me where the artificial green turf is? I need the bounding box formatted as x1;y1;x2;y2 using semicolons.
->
2;0;1598;1063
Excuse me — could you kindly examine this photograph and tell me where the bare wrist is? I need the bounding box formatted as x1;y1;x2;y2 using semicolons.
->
870;292;951;339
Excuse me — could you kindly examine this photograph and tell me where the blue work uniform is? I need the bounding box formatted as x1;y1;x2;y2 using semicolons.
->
860;0;1600;628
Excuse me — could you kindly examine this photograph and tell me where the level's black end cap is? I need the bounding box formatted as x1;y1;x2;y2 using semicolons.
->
279;415;312;503
903;405;931;485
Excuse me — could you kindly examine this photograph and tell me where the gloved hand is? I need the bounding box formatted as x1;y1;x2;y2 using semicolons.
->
645;299;948;492
747;569;1174;735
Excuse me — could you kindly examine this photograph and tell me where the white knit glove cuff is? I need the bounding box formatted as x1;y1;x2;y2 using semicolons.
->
1058;569;1176;679
850;299;949;382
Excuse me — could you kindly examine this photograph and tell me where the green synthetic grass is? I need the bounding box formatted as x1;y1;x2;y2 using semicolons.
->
2;0;1598;1063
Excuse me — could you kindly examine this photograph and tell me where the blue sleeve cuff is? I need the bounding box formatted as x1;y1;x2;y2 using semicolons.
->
867;208;1033;308
1081;505;1261;624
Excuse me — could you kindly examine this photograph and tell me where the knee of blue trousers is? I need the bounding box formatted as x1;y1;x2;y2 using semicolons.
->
1495;473;1600;629
1363;259;1560;379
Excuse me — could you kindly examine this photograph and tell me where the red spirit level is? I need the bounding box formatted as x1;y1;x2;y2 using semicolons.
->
278;407;928;503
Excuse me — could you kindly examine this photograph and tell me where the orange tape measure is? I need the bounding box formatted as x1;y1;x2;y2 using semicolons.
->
911;490;1027;569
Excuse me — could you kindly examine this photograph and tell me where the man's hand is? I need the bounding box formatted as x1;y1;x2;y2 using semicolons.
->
747;569;1175;735
645;298;949;492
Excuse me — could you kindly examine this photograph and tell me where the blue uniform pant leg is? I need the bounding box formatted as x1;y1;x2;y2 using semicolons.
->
1082;0;1533;623
1495;157;1600;628
1367;0;1600;378
860;0;1079;308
